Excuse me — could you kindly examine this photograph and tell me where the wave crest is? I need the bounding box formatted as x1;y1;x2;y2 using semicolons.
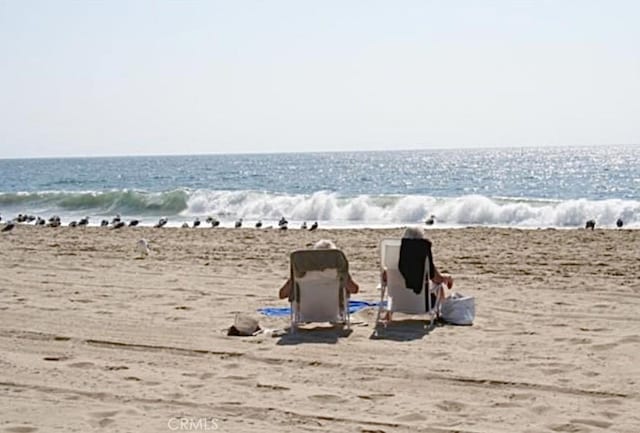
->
1;189;638;228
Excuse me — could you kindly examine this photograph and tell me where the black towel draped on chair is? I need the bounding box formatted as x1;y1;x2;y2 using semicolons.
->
398;238;435;295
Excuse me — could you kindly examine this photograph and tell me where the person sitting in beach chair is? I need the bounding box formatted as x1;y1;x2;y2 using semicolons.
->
377;227;453;324
278;239;360;332
278;239;359;299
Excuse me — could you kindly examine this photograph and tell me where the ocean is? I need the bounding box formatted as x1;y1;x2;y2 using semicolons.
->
1;145;638;229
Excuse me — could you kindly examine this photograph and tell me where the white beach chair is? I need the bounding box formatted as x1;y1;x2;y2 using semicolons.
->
376;238;443;327
289;249;351;333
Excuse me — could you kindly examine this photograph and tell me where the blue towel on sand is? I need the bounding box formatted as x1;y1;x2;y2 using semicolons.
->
258;300;382;317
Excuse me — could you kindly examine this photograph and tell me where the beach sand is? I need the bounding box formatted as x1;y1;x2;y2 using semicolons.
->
1;225;639;432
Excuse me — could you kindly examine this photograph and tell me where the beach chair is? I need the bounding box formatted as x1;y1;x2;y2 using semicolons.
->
376;238;443;327
289;249;351;332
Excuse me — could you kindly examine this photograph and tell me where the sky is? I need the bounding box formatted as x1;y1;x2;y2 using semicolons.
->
0;0;639;158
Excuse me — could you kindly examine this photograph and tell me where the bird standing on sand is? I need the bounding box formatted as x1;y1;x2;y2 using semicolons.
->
128;219;139;227
255;220;262;228
206;216;220;227
48;216;61;227
136;238;150;258
154;217;168;228
585;219;596;230
616;218;624;228
111;214;121;225
300;221;307;230
100;219;109;227
425;215;436;226
112;221;126;229
193;218;201;228
78;216;89;227
278;217;288;227
2;221;15;232
309;221;318;231
235;218;243;228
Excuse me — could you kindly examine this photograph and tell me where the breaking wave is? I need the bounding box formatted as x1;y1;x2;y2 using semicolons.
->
2;189;638;228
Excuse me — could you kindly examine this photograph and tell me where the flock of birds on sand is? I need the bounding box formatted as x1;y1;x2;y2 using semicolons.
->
0;211;628;233
0;213;320;233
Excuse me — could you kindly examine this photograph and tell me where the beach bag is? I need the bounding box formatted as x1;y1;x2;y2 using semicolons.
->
441;293;475;325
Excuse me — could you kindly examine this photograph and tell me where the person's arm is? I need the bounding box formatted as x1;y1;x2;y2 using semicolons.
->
431;265;454;289
278;279;292;299
346;274;359;294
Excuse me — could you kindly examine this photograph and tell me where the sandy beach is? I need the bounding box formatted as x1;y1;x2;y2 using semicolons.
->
1;225;639;433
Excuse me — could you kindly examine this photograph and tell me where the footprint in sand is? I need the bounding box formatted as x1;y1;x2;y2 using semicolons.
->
43;356;69;362
591;342;618;351
105;365;129;371
435;400;466;412
4;427;38;433
357;393;394;401
570;419;613;429
88;410;120;419
256;383;290;391
394;413;427;422
68;362;95;369
308;394;348;404
86;409;120;429
530;405;552;415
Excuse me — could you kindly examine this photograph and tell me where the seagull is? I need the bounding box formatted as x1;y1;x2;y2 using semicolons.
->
616;218;624;228
35;217;45;226
78;216;89;227
193;217;201;228
154;217;168;228
128;219;139;227
235;218;243;228
48;216;61;227
585;219;596;230
181;222;189;228
135;238;150;258
300;221;307;230
111;221;125;229
255;220;262;228
2;220;15;232
100;219;109;227
68;221;77;227
309;221;318;231
206;216;220;227
278;217;288;227
111;214;121;225
425;215;436;226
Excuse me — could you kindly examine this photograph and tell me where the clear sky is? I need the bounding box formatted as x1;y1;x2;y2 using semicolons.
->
0;0;638;158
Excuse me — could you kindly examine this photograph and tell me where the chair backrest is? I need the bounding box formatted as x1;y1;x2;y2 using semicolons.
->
290;249;348;323
380;239;428;314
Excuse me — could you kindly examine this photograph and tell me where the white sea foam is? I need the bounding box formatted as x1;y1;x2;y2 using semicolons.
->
180;191;640;228
2;189;638;228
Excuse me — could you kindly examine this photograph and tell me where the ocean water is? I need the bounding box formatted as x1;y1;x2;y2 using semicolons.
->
1;145;638;228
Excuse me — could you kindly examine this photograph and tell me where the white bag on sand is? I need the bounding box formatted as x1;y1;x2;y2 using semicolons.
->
441;293;475;325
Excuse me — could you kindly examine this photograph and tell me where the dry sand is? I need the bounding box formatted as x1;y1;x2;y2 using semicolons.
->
1;225;639;433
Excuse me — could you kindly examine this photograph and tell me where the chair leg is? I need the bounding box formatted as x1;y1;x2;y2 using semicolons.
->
375;284;387;327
